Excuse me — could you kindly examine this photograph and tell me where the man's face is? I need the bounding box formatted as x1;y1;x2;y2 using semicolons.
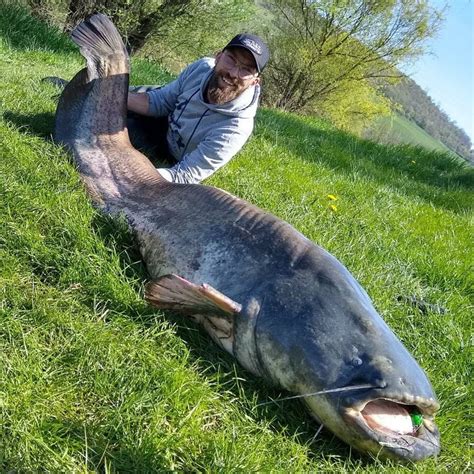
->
207;47;260;105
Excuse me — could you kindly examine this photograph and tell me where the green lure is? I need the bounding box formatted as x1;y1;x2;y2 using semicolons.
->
411;412;423;429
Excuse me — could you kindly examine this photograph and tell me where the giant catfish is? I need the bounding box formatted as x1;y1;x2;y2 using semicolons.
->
53;14;440;461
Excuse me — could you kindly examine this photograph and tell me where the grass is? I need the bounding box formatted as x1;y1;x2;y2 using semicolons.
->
1;3;473;472
369;113;457;156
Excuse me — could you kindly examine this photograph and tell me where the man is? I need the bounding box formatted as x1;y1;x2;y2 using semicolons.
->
127;33;270;184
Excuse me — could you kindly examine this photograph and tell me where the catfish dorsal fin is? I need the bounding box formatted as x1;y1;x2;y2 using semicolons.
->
145;274;242;317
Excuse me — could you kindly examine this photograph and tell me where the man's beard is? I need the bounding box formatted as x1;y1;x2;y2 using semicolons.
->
207;71;246;105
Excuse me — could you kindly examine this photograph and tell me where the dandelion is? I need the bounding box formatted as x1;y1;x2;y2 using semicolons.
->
327;194;338;201
330;204;338;212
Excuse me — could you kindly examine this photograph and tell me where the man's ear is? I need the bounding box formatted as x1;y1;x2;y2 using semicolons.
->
253;76;261;86
215;51;224;62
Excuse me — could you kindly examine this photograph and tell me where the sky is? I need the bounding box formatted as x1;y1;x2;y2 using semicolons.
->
403;0;473;145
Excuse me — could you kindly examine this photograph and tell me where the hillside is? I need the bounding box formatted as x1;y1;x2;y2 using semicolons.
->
1;5;473;472
365;112;456;155
381;76;472;162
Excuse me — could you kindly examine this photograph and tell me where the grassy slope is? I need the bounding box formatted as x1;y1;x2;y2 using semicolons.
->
369;113;456;156
1;5;473;472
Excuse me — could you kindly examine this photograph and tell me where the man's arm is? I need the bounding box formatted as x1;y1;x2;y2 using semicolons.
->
128;59;210;118
127;92;151;115
157;126;252;184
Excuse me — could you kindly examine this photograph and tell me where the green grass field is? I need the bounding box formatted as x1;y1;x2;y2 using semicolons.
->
369;113;457;156
1;4;473;472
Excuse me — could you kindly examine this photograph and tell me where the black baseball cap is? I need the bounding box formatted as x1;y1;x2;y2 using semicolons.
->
224;33;270;73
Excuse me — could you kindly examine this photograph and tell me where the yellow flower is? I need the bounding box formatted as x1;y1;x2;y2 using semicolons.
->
327;194;338;201
330;204;338;212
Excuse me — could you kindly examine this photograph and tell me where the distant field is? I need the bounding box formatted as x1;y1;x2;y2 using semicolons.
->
369;113;456;155
1;4;473;473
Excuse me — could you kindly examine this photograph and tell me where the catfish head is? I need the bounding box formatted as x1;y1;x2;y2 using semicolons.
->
243;246;440;461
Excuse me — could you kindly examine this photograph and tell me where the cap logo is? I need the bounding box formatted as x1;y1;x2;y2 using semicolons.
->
242;38;262;55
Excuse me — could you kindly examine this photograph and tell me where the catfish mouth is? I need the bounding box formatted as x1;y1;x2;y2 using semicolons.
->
344;397;440;461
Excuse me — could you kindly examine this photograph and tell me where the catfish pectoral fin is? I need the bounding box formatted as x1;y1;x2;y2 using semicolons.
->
199;283;242;314
145;274;242;317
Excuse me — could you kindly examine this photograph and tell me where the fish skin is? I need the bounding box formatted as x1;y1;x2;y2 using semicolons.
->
53;14;440;461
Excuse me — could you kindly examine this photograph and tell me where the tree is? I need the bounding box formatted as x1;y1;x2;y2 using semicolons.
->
64;0;195;53
139;0;256;68
25;0;255;72
260;0;444;117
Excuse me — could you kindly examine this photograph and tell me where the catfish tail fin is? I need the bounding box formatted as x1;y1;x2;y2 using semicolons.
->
70;13;129;78
54;14;129;144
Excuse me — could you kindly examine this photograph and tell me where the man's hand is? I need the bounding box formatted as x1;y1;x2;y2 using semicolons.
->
128;92;150;115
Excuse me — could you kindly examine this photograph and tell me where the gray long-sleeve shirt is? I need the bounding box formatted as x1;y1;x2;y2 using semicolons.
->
147;57;260;184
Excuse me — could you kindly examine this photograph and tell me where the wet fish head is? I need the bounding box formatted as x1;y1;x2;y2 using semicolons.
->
253;247;440;461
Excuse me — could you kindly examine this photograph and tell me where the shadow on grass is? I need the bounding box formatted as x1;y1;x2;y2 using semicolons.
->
257;109;474;213
3;111;56;140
